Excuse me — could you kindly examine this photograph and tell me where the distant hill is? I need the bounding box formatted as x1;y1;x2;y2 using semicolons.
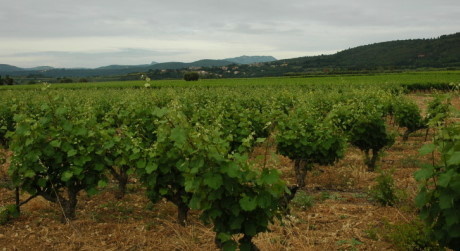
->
0;64;23;72
26;66;55;71
281;32;460;70
225;55;277;64
147;33;460;79
148;59;234;70
96;64;150;70
0;57;268;77
1;33;459;80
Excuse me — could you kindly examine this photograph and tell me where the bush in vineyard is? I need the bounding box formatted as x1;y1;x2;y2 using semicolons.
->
8;96;108;220
349;115;395;171
276;109;345;188
137;106;192;226
100;100;159;198
0;204;20;225
140;105;290;250
393;99;427;141
415;124;460;250
327;95;396;171
101;126;146;199
181;125;288;251
327;92;393;134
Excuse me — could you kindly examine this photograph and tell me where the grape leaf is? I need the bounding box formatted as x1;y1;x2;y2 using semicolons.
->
240;196;257;211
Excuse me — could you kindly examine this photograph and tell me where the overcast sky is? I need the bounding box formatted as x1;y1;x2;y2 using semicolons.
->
0;0;459;68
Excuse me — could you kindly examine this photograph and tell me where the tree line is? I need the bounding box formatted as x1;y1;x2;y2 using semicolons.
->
0;75;14;85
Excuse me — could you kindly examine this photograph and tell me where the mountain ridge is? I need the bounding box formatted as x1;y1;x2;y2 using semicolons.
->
0;56;277;76
1;32;459;79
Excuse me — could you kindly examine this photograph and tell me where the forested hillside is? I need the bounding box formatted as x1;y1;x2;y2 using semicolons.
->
283;32;460;69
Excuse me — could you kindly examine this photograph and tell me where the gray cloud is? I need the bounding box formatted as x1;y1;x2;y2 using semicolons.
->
2;48;185;68
0;0;458;67
9;48;183;58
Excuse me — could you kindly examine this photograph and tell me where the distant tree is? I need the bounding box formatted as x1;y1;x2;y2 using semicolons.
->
0;75;3;85
79;78;89;83
5;75;14;85
183;72;199;81
59;77;73;83
27;74;45;78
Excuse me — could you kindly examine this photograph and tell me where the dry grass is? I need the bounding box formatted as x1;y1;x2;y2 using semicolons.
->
0;94;459;250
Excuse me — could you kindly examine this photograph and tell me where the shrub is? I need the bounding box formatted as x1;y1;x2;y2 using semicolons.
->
8;96;108;221
385;220;442;251
276;109;345;188
59;77;73;83
349;115;395;171
0;205;19;225
291;190;314;210
393;99;426;141
184;72;199;81
368;169;405;206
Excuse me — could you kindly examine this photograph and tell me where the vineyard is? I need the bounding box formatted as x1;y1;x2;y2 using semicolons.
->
1;73;460;250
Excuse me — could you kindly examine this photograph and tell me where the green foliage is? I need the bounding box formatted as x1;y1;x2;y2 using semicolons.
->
415;124;460;250
385;220;442;251
328;102;363;133
137;107;192;225
0;99;16;146
1;72;459;91
135;104;288;249
2;76;458;249
191;153;287;250
291;190;314;210
393;98;426;140
320;191;343;201
426;95;451;126
58;77;73;83
0;204;20;225
100;100;158;198
368;169;405;206
8;94;108;219
276;108;345;187
349;115;394;153
349;115;395;171
184;72;200;81
4;75;14;85
336;238;363;251
214;101;270;154
328;90;394;134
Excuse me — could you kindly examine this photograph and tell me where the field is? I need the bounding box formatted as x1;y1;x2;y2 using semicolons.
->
1;70;459;90
1;72;460;250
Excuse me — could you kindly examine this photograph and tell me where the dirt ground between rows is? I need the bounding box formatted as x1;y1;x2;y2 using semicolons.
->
0;93;458;251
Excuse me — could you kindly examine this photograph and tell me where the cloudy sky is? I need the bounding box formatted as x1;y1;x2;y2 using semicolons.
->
1;0;459;68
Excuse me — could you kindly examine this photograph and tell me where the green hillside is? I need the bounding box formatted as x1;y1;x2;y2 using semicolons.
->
283;32;460;70
147;33;460;79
